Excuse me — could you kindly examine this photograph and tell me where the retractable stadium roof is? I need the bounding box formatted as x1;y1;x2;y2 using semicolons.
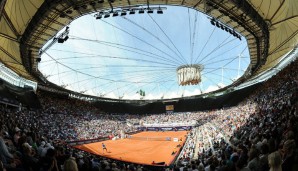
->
0;0;297;99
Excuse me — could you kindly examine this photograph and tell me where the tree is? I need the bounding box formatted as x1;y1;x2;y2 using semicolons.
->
137;89;145;96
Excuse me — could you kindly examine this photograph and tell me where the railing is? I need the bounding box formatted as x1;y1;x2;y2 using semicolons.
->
0;98;19;107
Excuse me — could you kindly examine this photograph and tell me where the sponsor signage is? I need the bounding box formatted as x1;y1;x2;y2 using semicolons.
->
138;126;192;131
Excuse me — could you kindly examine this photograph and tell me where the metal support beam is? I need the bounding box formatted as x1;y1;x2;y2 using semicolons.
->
108;0;113;12
268;30;298;56
211;0;269;73
147;0;150;9
193;0;203;8
0;46;22;65
2;10;20;37
51;7;74;21
44;16;67;27
272;15;298;26
181;0;185;6
0;0;6;21
20;0;59;74
39;27;70;55
269;0;286;21
0;33;18;42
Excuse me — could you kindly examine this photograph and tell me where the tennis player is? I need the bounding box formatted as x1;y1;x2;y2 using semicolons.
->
102;143;108;153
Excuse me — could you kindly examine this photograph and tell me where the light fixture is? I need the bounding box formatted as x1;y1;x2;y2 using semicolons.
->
112;12;118;17
121;11;127;16
64;35;69;41
220;25;225;30
139;9;144;14
147;8;153;13
210;19;216;25
157;8;163;14
235;34;241;40
96;15;102;19
129;9;135;14
40;26;70;55
215;21;220;28
57;38;64;43
209;18;242;41
104;13;110;18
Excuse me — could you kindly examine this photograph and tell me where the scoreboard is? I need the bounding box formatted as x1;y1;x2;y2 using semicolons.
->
165;105;174;111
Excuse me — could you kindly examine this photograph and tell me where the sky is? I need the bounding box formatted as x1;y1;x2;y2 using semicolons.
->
39;5;250;100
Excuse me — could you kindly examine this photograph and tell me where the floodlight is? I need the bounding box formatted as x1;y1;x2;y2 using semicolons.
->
129;9;135;14
147;9;153;13
57;38;64;43
121;11;127;16
64;35;69;41
157;8;163;14
215;21;220;28
210;19;216;25
113;12;118;17
104;13;110;18
139;9;144;14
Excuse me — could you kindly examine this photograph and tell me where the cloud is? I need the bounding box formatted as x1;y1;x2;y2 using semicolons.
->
217;83;225;88
85;89;95;96
183;88;202;97
105;92;117;99
204;85;219;93
165;92;180;99
123;93;140;100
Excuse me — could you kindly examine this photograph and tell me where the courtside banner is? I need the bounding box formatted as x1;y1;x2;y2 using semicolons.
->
137;126;192;131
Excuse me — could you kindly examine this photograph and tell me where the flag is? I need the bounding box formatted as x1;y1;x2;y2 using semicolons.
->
137;89;146;96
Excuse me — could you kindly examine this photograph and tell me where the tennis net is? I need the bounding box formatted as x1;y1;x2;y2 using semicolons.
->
126;135;172;141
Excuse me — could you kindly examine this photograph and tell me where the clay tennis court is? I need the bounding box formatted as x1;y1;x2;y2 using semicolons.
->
74;131;188;166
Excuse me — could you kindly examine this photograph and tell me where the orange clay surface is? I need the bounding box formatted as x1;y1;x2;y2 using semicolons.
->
74;131;188;166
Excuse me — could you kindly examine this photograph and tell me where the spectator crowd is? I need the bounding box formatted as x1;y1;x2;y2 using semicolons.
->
0;60;297;171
